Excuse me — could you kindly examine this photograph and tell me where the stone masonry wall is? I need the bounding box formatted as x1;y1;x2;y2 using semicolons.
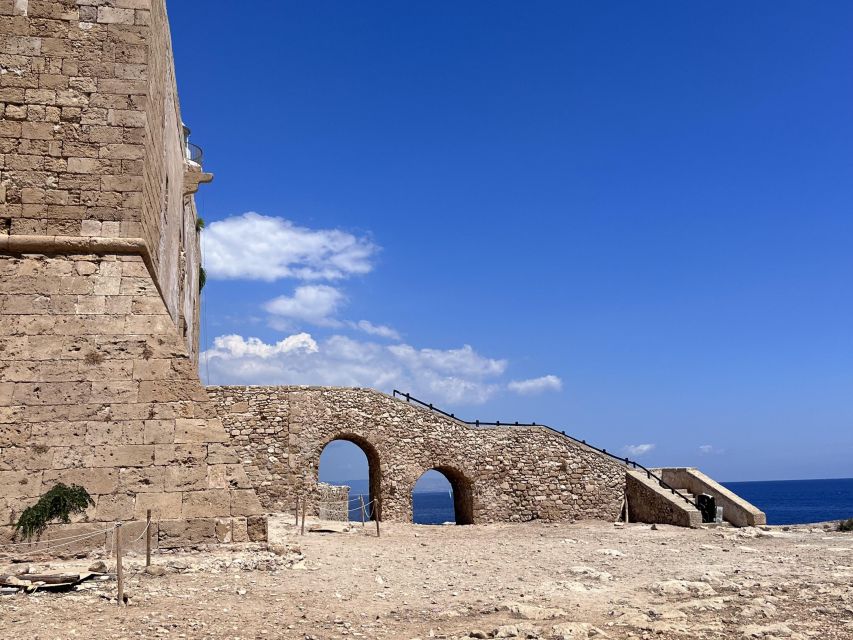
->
0;0;202;361
0;1;263;548
317;482;350;522
0;252;265;547
209;386;626;524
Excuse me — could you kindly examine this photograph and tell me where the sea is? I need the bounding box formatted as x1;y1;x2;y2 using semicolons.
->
396;477;853;525
722;477;853;525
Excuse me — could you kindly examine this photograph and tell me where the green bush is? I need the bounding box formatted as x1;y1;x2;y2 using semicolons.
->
199;265;207;292
15;483;94;541
839;518;853;532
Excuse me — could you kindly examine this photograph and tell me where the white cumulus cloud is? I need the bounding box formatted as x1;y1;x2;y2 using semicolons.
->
388;344;507;378
209;333;319;358
507;375;563;395
264;285;345;325
623;443;655;457
202;333;511;405
202;212;377;281
351;320;401;341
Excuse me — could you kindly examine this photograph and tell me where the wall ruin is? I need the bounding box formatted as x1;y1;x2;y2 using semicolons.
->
209;386;627;524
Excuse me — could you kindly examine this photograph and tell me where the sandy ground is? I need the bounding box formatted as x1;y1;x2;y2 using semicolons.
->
1;516;851;640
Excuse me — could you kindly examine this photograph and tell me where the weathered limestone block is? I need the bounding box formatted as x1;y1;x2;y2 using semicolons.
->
95;493;135;521
165;465;208;492
134;491;181;519
158;518;216;548
175;418;229;443
247;515;267;542
181;489;230;519
230;489;264;517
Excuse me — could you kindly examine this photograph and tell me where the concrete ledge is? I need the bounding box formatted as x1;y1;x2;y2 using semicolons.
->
626;469;702;528
0;234;149;258
658;467;766;527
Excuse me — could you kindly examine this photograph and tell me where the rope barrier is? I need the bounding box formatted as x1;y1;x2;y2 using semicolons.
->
0;524;117;551
313;497;378;522
1;520;156;607
128;520;150;544
313;498;377;509
314;497;375;506
0;525;118;557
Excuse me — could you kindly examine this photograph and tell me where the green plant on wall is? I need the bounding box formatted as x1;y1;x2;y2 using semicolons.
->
199;265;207;292
196;216;205;232
15;483;94;541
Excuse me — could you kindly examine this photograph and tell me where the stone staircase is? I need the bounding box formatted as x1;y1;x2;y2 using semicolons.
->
675;489;696;505
660;486;732;527
656;468;767;527
625;469;702;527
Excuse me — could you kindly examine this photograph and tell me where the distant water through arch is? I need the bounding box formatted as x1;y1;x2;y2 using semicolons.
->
413;491;456;524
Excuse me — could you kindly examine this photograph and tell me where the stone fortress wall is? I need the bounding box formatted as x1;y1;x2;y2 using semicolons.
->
208;386;627;525
0;0;264;547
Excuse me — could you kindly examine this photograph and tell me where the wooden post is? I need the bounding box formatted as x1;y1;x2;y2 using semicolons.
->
300;496;306;536
145;509;151;568
624;493;630;524
375;498;381;538
115;522;124;606
359;495;366;527
294;496;300;527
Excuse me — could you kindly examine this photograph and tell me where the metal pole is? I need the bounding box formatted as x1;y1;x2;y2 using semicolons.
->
145;509;151;568
115;522;124;606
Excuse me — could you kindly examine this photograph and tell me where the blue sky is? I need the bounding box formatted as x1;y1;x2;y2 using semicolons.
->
169;1;852;482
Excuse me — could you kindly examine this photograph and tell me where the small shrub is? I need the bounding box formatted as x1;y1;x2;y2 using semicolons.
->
15;483;94;541
199;265;207;291
196;216;205;232
838;518;853;532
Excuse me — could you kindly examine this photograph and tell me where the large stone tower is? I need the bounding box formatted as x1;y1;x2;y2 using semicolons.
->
0;0;265;547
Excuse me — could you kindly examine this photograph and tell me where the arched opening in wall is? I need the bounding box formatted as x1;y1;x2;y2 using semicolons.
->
412;467;474;525
317;435;381;520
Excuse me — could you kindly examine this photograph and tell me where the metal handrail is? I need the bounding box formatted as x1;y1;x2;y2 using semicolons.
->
391;389;697;509
186;142;203;165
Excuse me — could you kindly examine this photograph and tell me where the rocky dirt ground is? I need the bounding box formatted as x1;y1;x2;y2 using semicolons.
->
1;516;851;640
